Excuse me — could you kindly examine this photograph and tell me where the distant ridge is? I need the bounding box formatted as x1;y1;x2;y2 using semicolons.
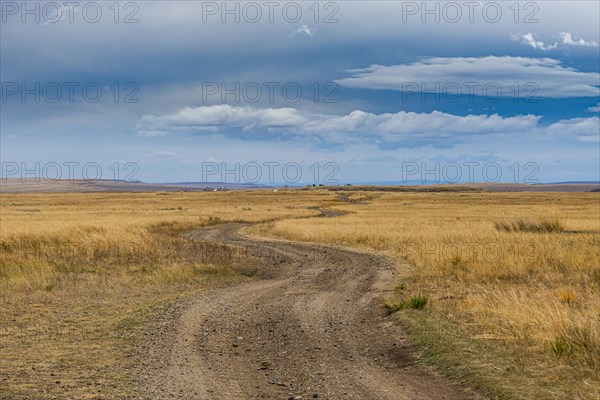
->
463;182;600;192
0;179;272;194
1;179;598;194
549;181;600;185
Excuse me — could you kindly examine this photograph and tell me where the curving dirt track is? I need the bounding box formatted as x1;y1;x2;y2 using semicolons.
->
143;222;483;400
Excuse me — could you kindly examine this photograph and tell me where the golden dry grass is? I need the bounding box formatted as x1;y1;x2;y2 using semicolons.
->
0;190;334;399
252;190;600;399
1;189;599;399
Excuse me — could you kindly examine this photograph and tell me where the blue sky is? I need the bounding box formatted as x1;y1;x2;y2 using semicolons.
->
1;1;599;184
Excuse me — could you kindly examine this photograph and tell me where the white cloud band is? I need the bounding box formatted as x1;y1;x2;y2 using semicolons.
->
138;105;598;146
334;56;599;99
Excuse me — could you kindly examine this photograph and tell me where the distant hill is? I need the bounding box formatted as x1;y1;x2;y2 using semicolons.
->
550;181;600;185
0;179;271;194
463;182;600;192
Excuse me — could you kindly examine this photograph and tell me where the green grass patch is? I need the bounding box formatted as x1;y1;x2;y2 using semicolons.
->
383;295;428;314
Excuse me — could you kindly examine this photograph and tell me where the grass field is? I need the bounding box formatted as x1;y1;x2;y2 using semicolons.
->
1;189;599;399
0;191;321;399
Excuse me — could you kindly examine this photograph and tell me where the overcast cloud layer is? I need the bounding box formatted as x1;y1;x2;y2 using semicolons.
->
1;1;599;183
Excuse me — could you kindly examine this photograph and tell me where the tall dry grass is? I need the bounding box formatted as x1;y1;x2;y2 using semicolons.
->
494;210;566;233
2;189;598;399
0;191;329;291
0;190;334;399
253;191;600;399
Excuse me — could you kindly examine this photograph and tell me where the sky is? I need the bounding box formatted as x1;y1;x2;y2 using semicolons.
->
1;0;599;185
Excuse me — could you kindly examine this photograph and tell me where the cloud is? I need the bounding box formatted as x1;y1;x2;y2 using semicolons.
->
588;103;600;113
512;32;599;50
302;110;539;138
559;32;599;47
546;117;600;143
138;105;543;148
294;25;315;37
511;33;557;50
138;105;305;134
335;56;600;98
140;105;600;147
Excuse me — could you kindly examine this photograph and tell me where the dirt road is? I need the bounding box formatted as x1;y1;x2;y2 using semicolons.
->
142;222;482;400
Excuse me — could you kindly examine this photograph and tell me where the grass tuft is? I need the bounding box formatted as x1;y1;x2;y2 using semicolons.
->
558;288;578;305
494;214;565;233
384;295;429;314
550;335;574;357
